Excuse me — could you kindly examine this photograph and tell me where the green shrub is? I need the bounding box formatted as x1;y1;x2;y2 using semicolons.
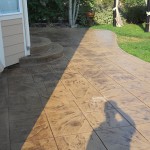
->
94;7;113;25
78;14;89;26
123;0;146;24
28;0;147;26
92;0;146;25
125;0;145;6
125;6;146;23
28;0;68;24
77;0;96;26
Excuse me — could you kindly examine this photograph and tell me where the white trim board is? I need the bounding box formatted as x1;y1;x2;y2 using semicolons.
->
0;21;5;67
0;14;23;21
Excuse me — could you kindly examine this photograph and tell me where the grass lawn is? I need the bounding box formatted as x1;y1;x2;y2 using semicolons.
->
91;24;150;62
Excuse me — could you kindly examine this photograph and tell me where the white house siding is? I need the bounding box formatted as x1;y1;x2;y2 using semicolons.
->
1;18;25;66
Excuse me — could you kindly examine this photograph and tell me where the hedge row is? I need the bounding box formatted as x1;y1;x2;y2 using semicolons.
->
27;0;147;26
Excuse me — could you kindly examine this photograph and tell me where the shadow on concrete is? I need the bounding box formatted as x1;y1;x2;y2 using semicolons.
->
86;100;135;150
0;27;89;149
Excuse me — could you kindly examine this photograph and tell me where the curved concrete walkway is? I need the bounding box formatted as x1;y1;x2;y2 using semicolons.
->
0;28;150;150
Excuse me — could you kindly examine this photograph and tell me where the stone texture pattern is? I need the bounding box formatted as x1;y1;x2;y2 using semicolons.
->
0;28;150;150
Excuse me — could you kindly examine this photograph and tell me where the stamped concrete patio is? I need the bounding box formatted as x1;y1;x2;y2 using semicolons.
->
0;28;150;150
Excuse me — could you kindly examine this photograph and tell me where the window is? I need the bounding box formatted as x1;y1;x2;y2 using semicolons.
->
0;0;20;15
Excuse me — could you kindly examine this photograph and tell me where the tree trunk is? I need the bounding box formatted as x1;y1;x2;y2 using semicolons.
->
69;0;80;27
69;0;73;27
146;0;150;32
113;0;123;27
145;0;147;5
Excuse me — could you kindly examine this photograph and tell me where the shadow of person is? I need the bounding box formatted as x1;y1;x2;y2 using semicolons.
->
86;100;136;150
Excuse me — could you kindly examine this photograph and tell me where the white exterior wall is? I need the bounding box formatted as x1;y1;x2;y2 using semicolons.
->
1;18;25;66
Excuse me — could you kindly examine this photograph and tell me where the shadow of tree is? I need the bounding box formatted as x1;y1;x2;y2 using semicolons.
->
138;23;145;32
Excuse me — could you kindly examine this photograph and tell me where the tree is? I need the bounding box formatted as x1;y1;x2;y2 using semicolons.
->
113;0;123;27
69;0;80;27
146;0;150;32
145;0;147;4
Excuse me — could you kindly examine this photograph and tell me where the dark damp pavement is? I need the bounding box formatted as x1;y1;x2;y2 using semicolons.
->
0;28;150;150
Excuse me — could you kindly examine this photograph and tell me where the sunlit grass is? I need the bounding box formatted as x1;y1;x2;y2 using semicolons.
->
92;24;150;62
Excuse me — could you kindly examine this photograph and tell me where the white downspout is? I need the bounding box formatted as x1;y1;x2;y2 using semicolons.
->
22;0;30;56
0;21;5;69
0;60;4;73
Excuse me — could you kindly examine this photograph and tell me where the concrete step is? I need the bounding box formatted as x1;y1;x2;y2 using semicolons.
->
20;42;64;65
30;36;52;54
